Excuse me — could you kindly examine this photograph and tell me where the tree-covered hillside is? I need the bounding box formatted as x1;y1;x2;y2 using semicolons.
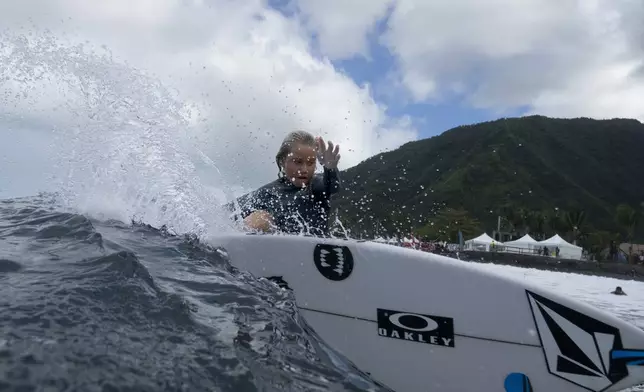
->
333;115;644;252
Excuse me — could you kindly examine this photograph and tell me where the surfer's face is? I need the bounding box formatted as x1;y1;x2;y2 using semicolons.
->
283;143;316;188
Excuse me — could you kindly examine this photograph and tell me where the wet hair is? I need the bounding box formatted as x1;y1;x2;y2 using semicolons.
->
275;130;316;177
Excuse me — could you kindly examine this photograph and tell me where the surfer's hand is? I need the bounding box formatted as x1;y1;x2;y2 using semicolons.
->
243;210;274;233
316;136;340;170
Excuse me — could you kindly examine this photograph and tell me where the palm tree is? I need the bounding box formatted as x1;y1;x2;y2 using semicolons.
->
515;207;531;236
417;208;481;242
521;209;536;236
580;230;619;262
500;205;523;237
616;204;640;259
547;209;564;237
564;209;586;245
532;212;547;240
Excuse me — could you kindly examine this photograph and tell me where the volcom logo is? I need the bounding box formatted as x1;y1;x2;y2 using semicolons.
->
526;290;644;392
313;244;353;281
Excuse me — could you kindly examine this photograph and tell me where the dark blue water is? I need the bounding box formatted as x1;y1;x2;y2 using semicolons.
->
0;195;390;392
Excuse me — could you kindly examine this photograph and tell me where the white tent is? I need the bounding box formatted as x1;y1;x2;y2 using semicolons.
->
504;234;539;251
538;234;583;260
465;233;503;251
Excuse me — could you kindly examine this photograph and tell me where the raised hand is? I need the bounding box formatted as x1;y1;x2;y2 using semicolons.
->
316;136;341;169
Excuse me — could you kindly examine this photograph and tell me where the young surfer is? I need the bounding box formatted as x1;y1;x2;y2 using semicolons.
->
611;286;627;296
228;130;342;236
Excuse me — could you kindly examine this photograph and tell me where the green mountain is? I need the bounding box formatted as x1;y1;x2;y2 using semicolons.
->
333;115;644;247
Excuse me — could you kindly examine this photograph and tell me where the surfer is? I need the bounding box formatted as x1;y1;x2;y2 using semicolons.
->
611;286;627;296
227;130;341;236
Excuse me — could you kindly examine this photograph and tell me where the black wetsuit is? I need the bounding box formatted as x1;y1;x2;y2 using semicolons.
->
227;168;341;236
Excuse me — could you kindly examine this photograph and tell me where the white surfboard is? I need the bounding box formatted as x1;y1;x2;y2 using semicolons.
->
210;233;644;392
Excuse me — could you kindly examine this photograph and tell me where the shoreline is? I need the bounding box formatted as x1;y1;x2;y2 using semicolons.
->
457;250;644;283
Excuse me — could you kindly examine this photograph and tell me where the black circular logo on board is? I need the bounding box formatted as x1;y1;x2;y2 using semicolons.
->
313;244;354;281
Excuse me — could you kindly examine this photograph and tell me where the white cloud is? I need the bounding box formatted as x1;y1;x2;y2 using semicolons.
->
529;59;644;119
288;0;644;120
289;0;393;59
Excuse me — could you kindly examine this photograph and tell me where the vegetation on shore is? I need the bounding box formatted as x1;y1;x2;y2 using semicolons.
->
333;115;644;261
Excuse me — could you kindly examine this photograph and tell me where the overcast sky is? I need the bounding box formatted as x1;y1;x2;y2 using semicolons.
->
1;0;643;201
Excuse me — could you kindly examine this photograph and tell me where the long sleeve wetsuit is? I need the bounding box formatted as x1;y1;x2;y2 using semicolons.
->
227;168;341;236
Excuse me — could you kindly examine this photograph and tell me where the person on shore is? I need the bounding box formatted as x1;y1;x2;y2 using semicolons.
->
609;241;618;262
227;130;342;236
611;286;627;296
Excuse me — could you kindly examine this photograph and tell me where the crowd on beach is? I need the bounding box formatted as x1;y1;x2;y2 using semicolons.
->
608;241;644;264
371;236;457;255
373;235;644;266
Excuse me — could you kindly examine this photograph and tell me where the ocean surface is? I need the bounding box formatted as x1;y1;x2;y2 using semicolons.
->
0;195;390;392
2;195;644;392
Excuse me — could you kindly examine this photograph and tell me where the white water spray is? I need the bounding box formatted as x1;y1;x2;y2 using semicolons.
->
0;31;236;236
